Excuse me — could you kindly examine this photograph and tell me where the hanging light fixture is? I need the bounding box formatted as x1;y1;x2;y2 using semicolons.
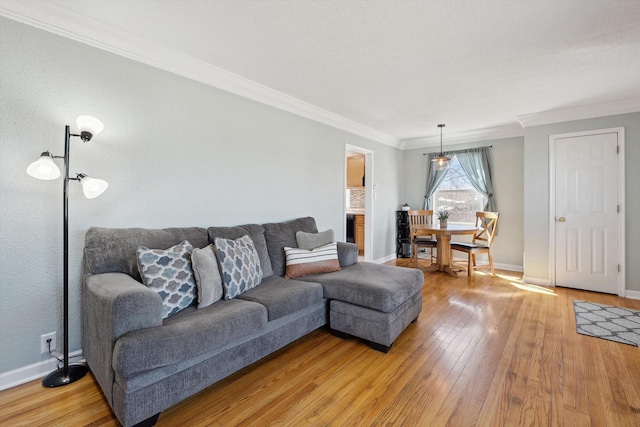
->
432;124;451;171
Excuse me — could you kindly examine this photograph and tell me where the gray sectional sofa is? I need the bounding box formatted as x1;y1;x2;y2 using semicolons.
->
82;217;423;427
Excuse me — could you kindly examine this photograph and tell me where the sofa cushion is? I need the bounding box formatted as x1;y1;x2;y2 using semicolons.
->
85;227;209;281
112;299;268;377
207;224;273;278
262;217;318;277
214;235;263;300
296;229;334;250
191;244;223;308
237;275;324;321
137;241;197;319
298;262;424;313
284;242;341;278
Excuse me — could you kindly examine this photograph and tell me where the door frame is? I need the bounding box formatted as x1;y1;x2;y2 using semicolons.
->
548;127;625;296
345;144;374;261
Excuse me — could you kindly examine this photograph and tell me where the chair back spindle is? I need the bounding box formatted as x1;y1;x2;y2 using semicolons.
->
408;210;433;229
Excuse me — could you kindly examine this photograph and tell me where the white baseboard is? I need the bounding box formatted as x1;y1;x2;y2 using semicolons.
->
625;290;640;300
0;350;84;391
373;253;397;264
522;276;551;286
449;256;523;273
493;262;523;272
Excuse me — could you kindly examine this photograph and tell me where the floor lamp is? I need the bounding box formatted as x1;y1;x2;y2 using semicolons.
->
27;115;108;387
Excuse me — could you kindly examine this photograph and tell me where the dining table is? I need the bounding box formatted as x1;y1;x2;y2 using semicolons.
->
411;223;478;277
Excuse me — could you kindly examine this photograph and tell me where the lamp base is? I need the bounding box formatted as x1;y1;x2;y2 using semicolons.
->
42;364;88;388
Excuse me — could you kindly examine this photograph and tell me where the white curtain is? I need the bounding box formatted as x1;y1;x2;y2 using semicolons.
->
456;147;497;211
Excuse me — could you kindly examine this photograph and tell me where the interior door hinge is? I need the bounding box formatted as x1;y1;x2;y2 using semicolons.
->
617;145;619;154
617;205;620;213
618;264;621;273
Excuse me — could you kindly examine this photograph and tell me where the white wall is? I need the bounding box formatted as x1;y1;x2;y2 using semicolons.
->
523;112;640;292
0;18;403;374
402;137;525;269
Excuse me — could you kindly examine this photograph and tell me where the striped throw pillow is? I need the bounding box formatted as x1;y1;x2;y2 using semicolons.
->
284;242;341;278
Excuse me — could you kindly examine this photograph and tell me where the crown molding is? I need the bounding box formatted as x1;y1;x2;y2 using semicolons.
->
400;124;524;150
516;97;640;128
0;1;400;148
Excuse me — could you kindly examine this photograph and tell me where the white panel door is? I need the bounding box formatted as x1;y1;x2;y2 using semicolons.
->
554;132;618;293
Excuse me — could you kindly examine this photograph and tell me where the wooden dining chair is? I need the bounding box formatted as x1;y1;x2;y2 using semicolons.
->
450;211;500;276
407;210;437;267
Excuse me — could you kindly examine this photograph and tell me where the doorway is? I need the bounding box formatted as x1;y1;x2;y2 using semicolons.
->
549;128;625;295
345;144;374;262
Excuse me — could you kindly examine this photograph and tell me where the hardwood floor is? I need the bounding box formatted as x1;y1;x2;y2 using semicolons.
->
2;259;640;426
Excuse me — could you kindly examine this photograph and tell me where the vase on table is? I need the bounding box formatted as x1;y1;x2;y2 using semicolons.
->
440;220;447;228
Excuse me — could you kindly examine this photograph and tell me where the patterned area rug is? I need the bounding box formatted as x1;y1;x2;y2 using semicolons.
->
573;300;640;346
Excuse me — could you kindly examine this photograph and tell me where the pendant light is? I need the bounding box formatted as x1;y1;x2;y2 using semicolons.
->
432;124;451;171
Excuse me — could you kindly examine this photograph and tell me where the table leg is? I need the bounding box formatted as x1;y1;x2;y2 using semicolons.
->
439;235;451;268
424;235;449;272
443;237;466;277
426;234;465;277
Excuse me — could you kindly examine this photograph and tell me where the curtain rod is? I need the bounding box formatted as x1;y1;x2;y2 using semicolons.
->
423;145;492;155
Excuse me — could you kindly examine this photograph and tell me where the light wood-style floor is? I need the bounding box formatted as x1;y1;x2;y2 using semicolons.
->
2;259;640;426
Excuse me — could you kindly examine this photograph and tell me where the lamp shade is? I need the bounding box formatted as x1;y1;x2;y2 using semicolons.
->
76;115;104;139
78;174;108;199
432;154;451;171
27;152;61;180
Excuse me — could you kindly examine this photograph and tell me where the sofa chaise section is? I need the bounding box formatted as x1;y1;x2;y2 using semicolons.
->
299;262;423;352
262;217;423;352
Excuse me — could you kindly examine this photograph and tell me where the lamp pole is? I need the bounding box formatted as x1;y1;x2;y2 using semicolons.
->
28;116;106;387
42;125;89;387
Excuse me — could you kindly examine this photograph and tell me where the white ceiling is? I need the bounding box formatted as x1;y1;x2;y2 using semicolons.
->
2;0;640;148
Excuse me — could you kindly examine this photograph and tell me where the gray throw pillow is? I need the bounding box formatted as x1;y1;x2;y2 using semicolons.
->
191;244;223;308
296;229;335;250
214;235;263;300
137;240;196;319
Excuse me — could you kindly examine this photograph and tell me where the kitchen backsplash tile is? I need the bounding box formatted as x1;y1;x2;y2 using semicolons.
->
350;188;365;209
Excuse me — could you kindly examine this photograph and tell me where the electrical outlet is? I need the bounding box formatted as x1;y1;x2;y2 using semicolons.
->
41;332;56;354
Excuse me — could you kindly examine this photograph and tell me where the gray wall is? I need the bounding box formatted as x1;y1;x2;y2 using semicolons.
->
402;137;525;269
523;112;640;292
0;19;402;373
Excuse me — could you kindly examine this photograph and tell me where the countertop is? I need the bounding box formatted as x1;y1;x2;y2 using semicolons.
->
346;209;365;215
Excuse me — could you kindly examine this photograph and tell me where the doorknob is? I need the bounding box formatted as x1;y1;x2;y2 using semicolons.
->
558;217;566;223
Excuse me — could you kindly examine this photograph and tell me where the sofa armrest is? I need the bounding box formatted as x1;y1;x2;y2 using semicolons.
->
82;272;162;404
337;242;359;267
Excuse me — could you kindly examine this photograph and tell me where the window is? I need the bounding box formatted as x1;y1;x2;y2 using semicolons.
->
432;156;487;224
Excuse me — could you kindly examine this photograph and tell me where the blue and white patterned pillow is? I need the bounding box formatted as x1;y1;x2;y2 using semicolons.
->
137;240;197;318
214;235;263;300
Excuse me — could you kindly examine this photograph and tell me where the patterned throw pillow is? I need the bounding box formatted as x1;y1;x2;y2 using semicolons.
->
214;235;263;300
284;242;341;279
137;240;197;319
